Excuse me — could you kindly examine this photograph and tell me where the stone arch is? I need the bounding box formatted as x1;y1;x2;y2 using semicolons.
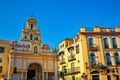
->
26;60;43;70
26;61;43;80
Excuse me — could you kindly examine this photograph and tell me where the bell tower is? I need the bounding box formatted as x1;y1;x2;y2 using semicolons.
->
20;17;42;44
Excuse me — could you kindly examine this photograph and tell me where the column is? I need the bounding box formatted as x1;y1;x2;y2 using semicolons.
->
55;61;58;80
42;72;44;80
21;56;24;80
25;69;27;80
21;70;24;80
7;56;11;80
46;72;48;80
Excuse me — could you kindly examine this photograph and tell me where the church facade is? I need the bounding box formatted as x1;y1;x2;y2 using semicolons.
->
0;17;57;80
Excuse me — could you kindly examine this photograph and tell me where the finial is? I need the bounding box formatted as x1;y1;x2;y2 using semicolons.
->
28;13;36;18
30;13;34;17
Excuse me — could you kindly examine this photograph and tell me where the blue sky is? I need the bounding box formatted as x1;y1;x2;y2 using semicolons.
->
0;0;120;49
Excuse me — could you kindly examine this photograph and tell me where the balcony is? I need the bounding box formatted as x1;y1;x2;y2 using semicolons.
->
65;67;80;75
68;54;76;61
88;44;98;51
59;59;66;64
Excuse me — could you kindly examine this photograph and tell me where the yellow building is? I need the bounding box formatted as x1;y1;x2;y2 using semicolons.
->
58;26;120;80
0;17;57;80
0;40;11;77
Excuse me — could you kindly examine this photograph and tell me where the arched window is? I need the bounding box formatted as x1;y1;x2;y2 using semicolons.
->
34;37;38;41
90;53;96;65
105;53;112;66
30;34;33;40
34;46;38;54
103;38;109;48
114;52;120;65
24;35;27;40
36;37;38;41
30;24;33;30
0;58;2;63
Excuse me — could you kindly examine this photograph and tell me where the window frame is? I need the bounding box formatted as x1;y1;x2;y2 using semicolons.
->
71;62;74;72
89;53;96;66
24;35;27;40
88;37;94;48
30;34;33;40
76;45;79;54
0;58;2;63
30;24;34;30
111;37;118;48
0;47;5;53
105;53;112;66
102;37;109;48
34;46;38;54
0;66;2;73
114;52;120;65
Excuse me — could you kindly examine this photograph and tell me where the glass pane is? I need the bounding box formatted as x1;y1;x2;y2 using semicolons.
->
76;45;79;53
30;24;33;30
103;38;109;48
92;75;99;80
72;76;75;80
0;47;4;53
90;53;96;65
30;34;33;40
107;75;111;80
112;38;117;48
106;53;112;66
71;63;74;72
114;53;120;65
88;38;93;47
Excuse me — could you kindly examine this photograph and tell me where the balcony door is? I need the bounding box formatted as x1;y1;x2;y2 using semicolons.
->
88;37;94;47
92;75;99;80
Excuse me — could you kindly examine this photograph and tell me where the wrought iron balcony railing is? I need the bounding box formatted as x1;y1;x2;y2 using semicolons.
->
68;54;76;61
88;44;98;51
65;67;80;75
59;58;66;64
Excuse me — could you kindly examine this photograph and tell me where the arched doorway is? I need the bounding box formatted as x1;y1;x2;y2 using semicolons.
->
27;63;42;80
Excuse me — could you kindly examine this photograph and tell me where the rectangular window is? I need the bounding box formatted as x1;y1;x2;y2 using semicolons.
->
116;75;119;80
61;54;64;60
76;45;79;53
0;66;2;73
70;49;74;55
71;63;74;73
30;24;33;30
111;38;117;48
107;75;111;80
88;38;94;47
0;47;4;53
103;38;109;48
72;76;75;80
62;66;66;74
92;75;99;80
